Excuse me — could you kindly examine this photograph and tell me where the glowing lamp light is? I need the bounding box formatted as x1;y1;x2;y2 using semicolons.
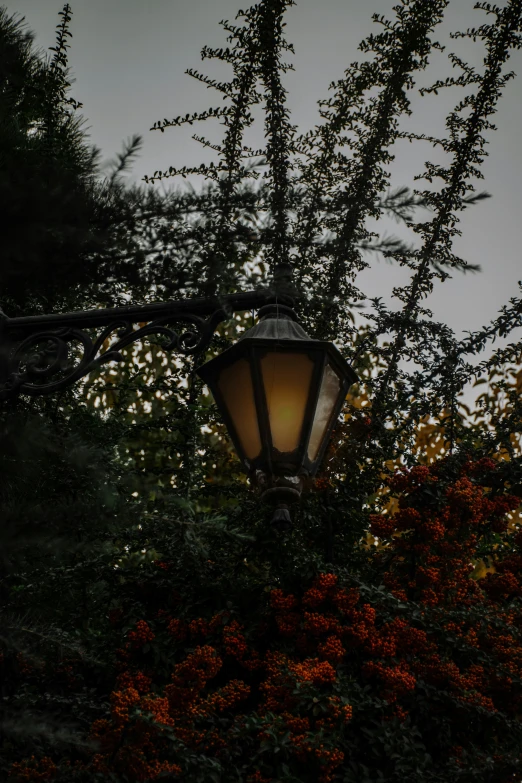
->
197;303;358;523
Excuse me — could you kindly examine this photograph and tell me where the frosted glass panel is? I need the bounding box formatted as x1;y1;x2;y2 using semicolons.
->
261;352;314;453
218;358;261;460
307;363;341;461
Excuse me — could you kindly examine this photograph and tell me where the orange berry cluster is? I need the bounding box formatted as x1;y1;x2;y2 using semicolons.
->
116;670;152;694
128;620;155;647
166;644;222;706
89;647;230;780
270;588;298;610
275;610;301;637
363;661;416;702
370;513;396;539
316;747;345;783
318;634;345;663
110;686;141;727
223;620;248;660
302;573;338;608
389;465;433;492
9;756;57;782
206;679;250;712
167;617;187;641
304;611;339;636
332;586;360;614
140;695;174;726
188;617;210;637
256;652;352;781
289;658;337;685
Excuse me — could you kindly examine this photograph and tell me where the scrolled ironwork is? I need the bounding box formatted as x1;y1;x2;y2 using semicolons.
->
170;308;228;354
0;309;231;399
0;272;295;400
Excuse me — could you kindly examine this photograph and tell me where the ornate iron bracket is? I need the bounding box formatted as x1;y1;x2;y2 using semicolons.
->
0;288;281;399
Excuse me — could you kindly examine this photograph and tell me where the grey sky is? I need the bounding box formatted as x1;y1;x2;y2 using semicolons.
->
6;0;522;342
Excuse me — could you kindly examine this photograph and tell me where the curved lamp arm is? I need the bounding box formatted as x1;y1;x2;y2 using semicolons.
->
0;288;283;399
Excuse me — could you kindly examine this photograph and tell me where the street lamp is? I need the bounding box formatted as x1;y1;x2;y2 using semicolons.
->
198;301;357;523
0;266;357;522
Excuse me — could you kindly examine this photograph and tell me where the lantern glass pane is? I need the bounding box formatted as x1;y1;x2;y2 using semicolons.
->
260;352;314;453
307;363;341;461
217;358;262;460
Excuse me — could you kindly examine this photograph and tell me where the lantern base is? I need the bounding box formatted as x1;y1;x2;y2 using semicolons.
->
271;504;292;528
260;485;301;505
254;470;304;527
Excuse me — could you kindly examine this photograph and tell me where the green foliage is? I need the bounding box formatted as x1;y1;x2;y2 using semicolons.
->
0;4;97;309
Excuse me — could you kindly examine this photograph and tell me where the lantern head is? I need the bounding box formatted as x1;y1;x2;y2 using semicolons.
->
197;304;357;522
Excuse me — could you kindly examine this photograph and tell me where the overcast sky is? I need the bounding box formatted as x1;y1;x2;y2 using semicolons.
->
6;0;522;342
